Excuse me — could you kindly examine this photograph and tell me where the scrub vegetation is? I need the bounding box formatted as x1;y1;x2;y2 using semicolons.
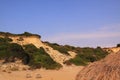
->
0;32;109;69
44;42;109;66
0;32;41;38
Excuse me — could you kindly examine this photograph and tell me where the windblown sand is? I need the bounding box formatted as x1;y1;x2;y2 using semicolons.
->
0;66;83;80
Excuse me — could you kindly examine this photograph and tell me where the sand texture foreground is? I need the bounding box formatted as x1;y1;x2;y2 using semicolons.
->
0;66;83;80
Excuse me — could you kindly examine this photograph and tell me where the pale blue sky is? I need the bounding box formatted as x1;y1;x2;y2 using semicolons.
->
0;0;120;47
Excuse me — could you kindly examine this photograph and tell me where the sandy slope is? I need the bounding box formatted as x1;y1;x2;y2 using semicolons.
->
0;66;83;80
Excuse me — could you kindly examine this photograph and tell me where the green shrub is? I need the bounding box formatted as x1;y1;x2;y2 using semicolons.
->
65;55;87;66
0;40;29;64
0;37;12;43
24;44;62;69
44;42;70;55
64;47;109;66
0;31;41;38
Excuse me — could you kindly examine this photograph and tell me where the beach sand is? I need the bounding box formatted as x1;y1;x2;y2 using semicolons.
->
0;66;83;80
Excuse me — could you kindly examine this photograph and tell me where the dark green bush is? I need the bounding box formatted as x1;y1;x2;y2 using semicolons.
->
0;31;41;38
19;32;40;38
24;44;62;69
0;37;12;43
65;47;109;66
44;42;70;55
66;55;87;66
0;40;29;64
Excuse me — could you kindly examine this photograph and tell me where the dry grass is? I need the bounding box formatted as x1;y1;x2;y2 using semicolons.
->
76;51;120;80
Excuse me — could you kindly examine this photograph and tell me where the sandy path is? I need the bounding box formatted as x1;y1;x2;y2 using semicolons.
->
0;66;83;80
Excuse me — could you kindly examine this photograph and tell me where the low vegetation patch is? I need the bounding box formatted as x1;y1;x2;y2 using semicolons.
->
44;42;76;55
0;32;41;38
44;41;109;66
65;47;109;66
